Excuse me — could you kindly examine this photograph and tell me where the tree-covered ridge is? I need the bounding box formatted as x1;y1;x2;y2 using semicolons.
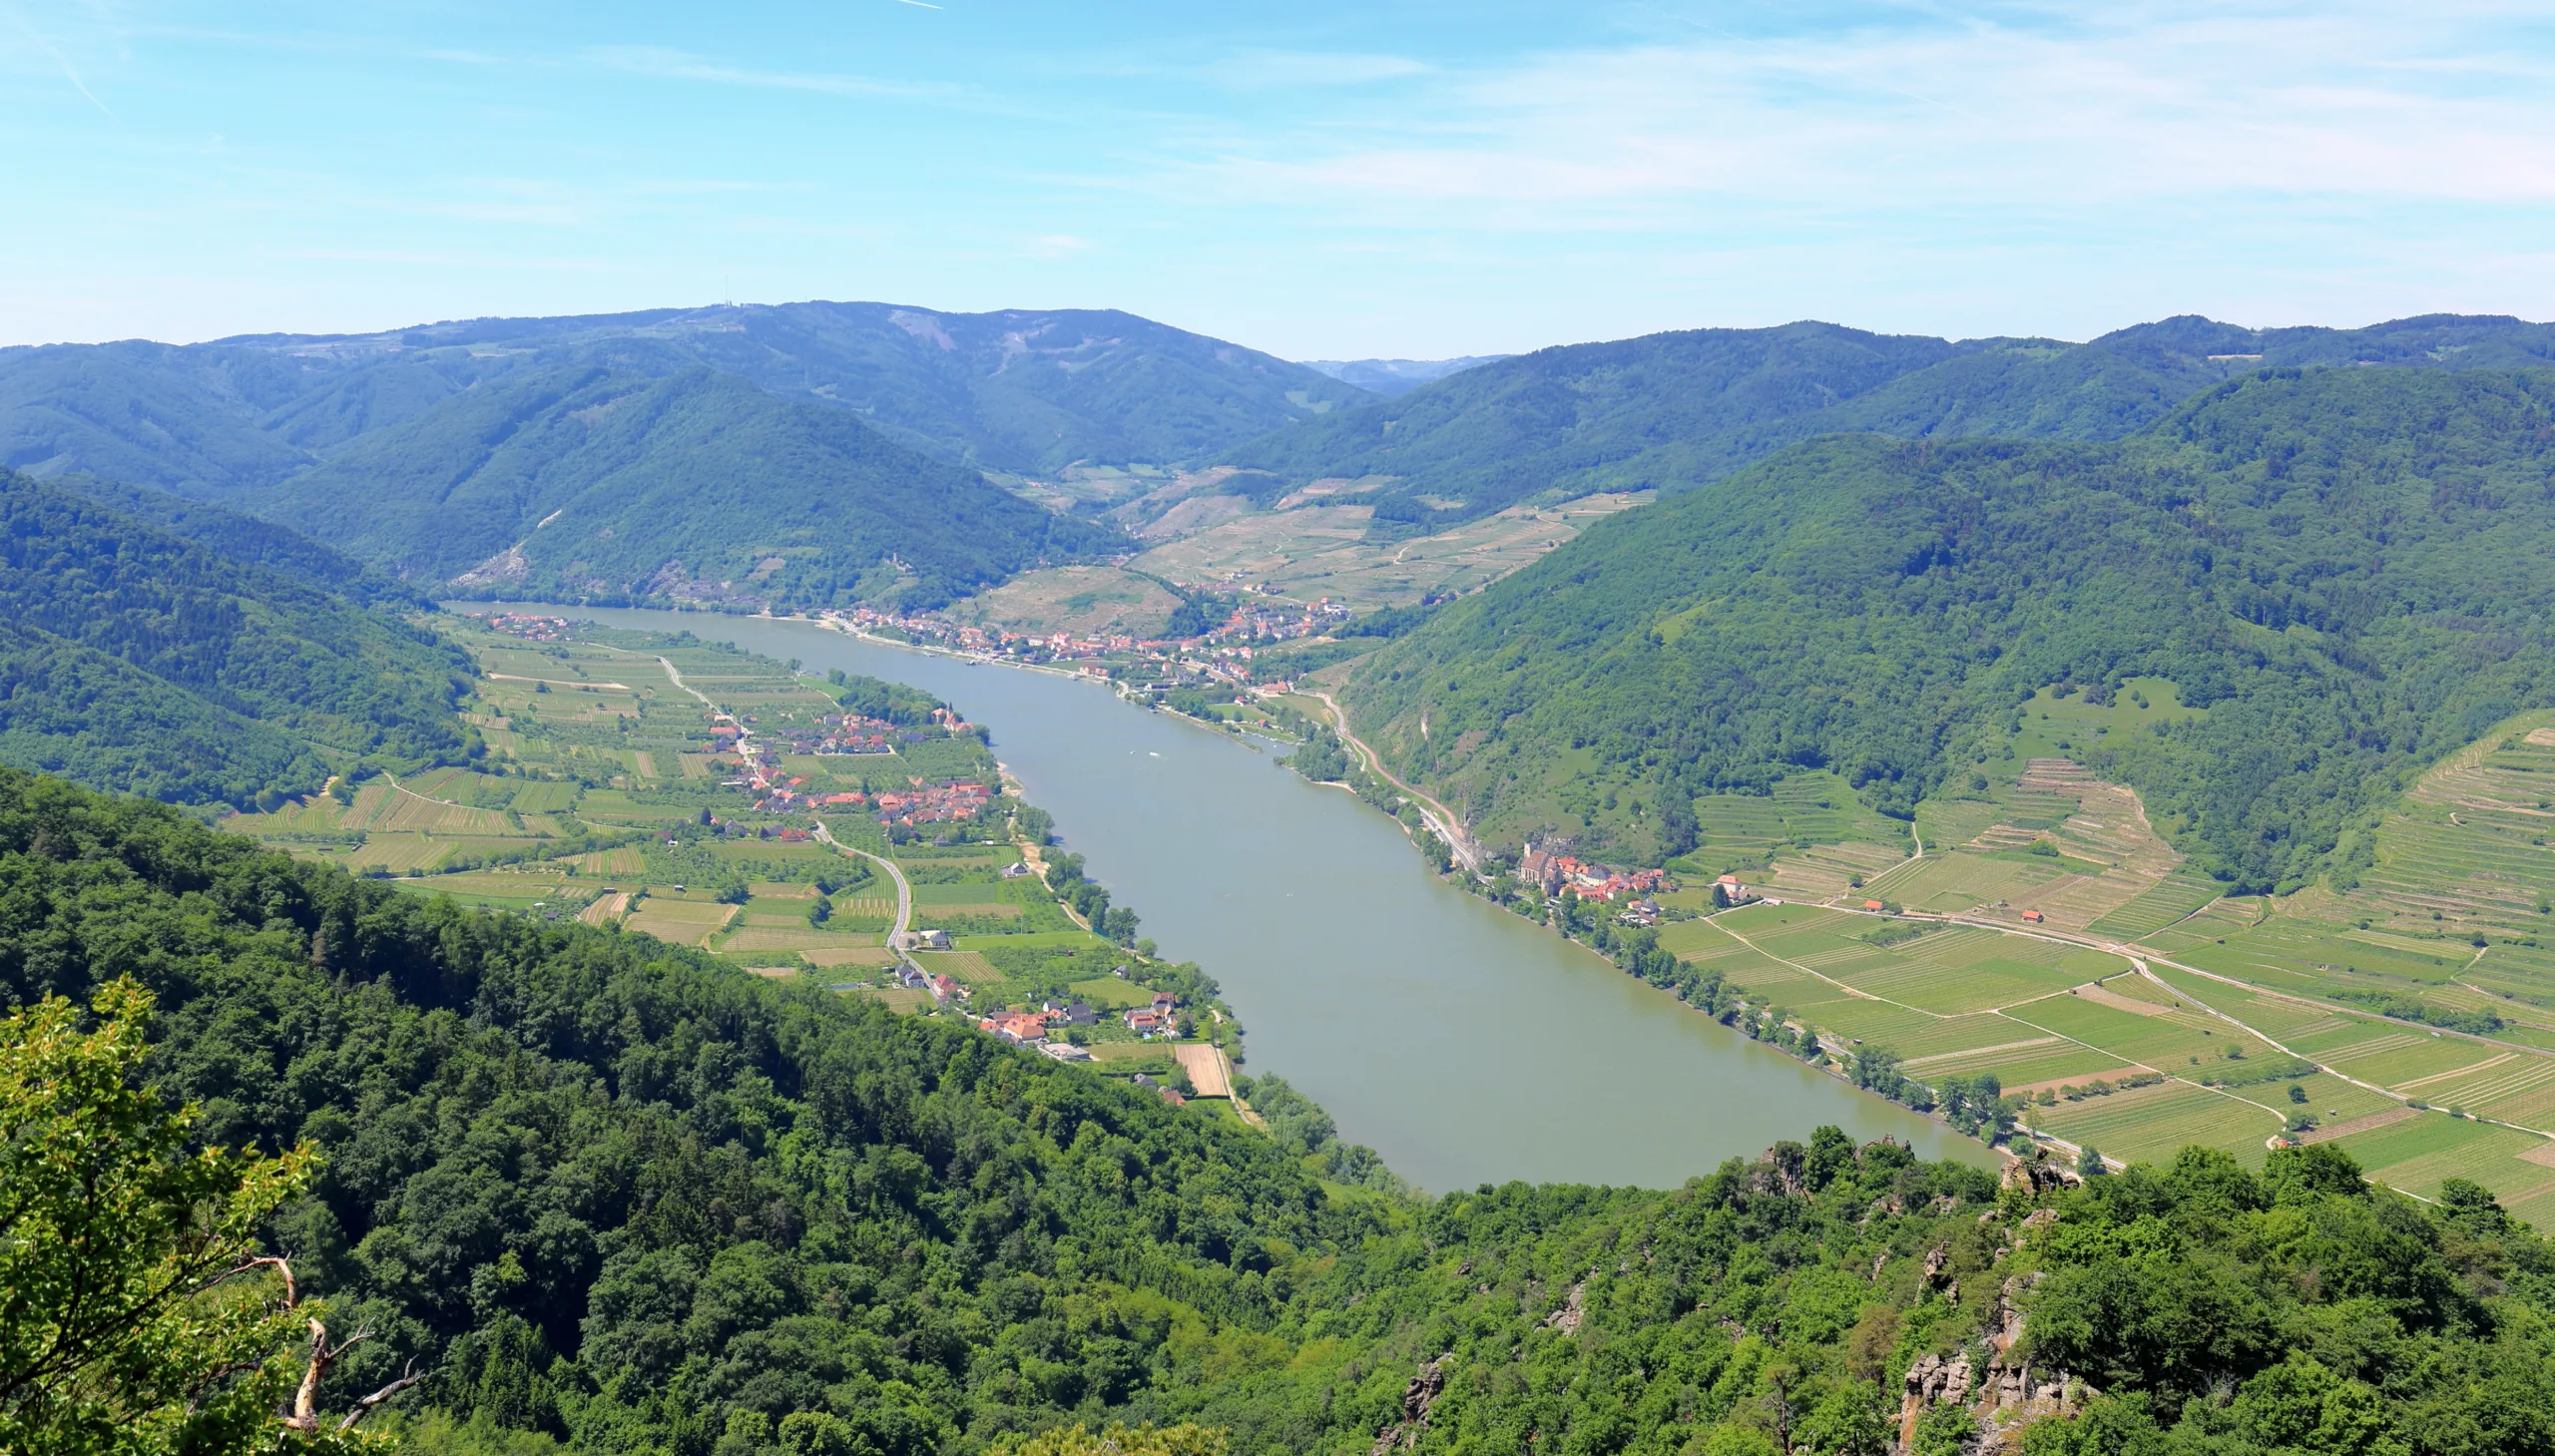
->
1224;314;2555;535
0;769;1356;1452
0;470;468;807
10;767;2555;1455
47;472;423;605
248;366;1130;608
1334;367;2555;889
0;302;1371;503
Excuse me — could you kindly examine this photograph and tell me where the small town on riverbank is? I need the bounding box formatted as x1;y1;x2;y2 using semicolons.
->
838;597;1347;695
234;611;1269;1134
460;608;2555;1229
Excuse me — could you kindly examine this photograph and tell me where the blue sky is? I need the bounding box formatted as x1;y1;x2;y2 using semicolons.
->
4;2;2551;357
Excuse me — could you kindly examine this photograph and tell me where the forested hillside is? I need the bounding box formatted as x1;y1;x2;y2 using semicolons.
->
12;768;2555;1456
0;301;1369;498
0;472;467;807
1229;314;2555;534
1336;366;2555;888
47;472;422;604
247;366;1128;607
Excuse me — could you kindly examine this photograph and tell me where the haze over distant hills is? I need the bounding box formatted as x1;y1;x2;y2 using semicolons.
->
0;300;1366;601
1298;355;1511;397
1236;313;2555;535
11;301;2554;621
248;364;1125;609
0;299;1373;496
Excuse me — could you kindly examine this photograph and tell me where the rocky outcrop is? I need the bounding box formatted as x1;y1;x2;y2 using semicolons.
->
1893;1275;2090;1454
1540;1280;1587;1335
1370;1357;1449;1455
2000;1156;2080;1197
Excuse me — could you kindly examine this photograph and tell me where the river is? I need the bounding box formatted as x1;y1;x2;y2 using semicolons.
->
509;606;1988;1191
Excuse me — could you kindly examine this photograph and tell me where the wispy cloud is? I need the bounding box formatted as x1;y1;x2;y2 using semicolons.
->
1202;49;1433;90
587;44;964;100
1168;3;2555;218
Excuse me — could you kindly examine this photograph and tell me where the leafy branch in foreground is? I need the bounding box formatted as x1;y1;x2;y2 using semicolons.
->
0;979;416;1454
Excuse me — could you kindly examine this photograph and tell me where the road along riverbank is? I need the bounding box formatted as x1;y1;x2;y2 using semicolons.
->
497;605;1989;1191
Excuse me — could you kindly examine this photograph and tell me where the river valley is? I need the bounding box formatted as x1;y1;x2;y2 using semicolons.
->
521;606;1988;1191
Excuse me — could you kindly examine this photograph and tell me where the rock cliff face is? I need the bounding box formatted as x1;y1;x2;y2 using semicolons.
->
1370;1357;1448;1455
1894;1273;2092;1454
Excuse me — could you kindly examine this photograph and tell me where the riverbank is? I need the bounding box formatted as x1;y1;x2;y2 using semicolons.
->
489;604;1986;1189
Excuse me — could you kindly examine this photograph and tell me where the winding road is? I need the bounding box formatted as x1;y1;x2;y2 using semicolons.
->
811;822;915;964
1300;688;1483;874
650;652;920;969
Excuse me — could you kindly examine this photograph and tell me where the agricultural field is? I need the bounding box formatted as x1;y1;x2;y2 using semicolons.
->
1678;878;2555;1212
2148;712;2555;1023
218;612;1246;1100
1127;489;1649;609
1624;693;2555;1209
1667;769;1911;885
942;565;1183;639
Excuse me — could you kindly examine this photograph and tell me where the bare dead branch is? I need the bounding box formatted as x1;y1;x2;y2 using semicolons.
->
335;1359;428;1434
202;1254;297;1307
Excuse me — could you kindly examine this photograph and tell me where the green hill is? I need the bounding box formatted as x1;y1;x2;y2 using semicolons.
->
1228;314;2555;533
0;338;323;493
0;471;467;807
1333;365;2555;890
13;767;2555;1456
0;302;1371;498
47;472;423;605
246;366;1130;608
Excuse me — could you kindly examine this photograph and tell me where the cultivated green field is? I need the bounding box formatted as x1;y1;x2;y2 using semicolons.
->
220;614;1243;1094
1669;723;2555;1217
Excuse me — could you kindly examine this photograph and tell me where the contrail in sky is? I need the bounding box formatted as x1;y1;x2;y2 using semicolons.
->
1;1;116;121
889;0;943;9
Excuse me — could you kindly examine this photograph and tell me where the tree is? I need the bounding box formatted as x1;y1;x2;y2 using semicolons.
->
993;1424;1226;1456
1017;805;1055;845
0;979;412;1453
2077;1144;2110;1178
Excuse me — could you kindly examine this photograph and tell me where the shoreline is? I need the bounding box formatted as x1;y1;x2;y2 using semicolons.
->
469;601;2024;1172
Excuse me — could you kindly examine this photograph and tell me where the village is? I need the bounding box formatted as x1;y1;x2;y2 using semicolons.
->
1519;841;1681;924
834;593;1353;693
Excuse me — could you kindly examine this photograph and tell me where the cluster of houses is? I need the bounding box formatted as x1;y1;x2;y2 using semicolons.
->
1123;991;1183;1037
773;713;918;755
874;780;994;828
1519;845;1677;902
974;997;1103;1059
462;612;576;642
967;990;1184;1048
1216;599;1351;643
826;597;1351;686
891;962;972;1007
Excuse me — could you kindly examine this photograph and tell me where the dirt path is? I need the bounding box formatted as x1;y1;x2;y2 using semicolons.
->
487;673;633;690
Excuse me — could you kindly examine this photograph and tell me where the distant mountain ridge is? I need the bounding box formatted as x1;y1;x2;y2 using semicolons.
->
1299;355;1511;397
245;365;1128;609
1232;313;2555;534
0;299;1375;498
